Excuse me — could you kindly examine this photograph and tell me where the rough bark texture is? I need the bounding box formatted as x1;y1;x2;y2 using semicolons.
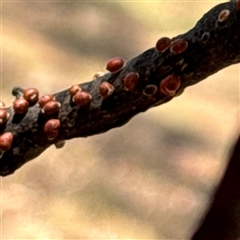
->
0;1;239;177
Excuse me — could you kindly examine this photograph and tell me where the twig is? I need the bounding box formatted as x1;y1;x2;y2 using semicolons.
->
0;1;239;176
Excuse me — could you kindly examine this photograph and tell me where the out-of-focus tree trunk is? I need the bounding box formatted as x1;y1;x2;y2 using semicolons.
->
192;134;240;240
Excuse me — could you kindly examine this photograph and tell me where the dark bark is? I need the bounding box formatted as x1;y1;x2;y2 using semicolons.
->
191;134;240;240
0;1;239;176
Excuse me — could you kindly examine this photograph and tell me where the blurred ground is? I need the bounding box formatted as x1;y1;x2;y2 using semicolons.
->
0;1;239;239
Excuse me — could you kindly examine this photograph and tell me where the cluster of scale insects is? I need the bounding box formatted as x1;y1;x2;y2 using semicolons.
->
0;6;233;158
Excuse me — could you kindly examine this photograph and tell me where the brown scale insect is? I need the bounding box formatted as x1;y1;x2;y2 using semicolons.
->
38;94;55;108
106;57;125;73
123;72;139;91
0;101;9;124
13;97;29;114
23;88;39;103
237;0;240;10
170;38;188;54
44;119;60;140
0;109;9;124
160;73;181;96
156;37;171;53
99;82;115;98
0;132;13;154
41;100;61;114
69;85;82;96
72;91;92;106
218;9;230;22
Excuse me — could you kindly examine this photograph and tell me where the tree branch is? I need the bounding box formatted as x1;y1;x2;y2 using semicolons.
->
0;1;239;176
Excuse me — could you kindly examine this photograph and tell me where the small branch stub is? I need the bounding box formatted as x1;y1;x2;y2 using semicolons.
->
93;71;105;80
12;87;24;98
160;73;181;96
54;140;65;149
44;119;60;140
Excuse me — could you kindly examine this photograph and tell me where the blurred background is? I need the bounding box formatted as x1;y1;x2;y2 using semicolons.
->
0;1;239;239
